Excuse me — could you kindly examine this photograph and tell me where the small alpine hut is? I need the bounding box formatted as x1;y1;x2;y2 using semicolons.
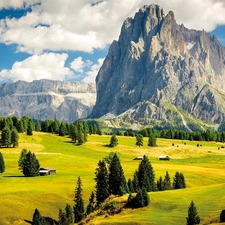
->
133;156;144;160
40;168;56;176
159;155;171;161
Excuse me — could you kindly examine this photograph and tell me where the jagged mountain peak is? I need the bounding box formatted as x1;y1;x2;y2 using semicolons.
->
90;4;225;129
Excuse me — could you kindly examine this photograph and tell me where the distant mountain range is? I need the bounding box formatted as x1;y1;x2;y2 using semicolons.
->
90;4;225;130
0;79;96;123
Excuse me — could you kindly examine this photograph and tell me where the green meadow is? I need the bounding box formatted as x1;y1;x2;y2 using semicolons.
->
1;132;225;224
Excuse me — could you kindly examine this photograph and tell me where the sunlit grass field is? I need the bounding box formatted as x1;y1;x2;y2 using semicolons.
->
1;132;225;224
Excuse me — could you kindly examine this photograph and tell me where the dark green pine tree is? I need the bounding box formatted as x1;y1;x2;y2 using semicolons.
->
77;129;85;145
132;171;140;192
220;209;225;223
65;204;73;225
11;127;19;147
95;160;110;206
35;121;41;132
27;119;33;136
142;188;150;206
73;176;85;223
18;120;25;133
108;153;127;196
109;134;118;147
86;191;95;215
22;151;40;177
163;171;172;190
173;172;186;189
186;201;200;225
1;126;11;147
0;152;5;174
59;122;67;136
148;133;157;147
157;176;164;191
137;155;156;192
58;208;67;225
32;208;47;225
133;188;144;208
18;149;28;172
127;178;134;193
136;134;143;147
70;124;78;143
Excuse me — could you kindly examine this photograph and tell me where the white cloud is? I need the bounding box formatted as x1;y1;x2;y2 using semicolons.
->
0;0;225;54
0;0;40;9
0;52;73;82
70;57;85;73
82;58;104;83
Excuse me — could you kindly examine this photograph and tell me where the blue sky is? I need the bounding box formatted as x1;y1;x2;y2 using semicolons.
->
0;0;225;83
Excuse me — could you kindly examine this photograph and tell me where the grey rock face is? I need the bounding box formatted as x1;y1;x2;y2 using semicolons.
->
0;79;96;123
90;4;225;126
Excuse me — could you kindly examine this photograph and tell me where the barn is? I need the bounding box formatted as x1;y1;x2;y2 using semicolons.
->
159;156;171;161
40;168;56;176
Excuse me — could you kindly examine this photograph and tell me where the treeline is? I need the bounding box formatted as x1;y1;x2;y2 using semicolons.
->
0;116;103;147
31;154;186;224
116;127;225;143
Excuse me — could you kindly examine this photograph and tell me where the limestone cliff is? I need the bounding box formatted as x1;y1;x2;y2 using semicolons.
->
90;4;225;129
0;79;96;123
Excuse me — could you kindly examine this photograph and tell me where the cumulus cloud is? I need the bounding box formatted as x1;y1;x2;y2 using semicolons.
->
0;0;225;54
0;52;73;82
82;58;104;83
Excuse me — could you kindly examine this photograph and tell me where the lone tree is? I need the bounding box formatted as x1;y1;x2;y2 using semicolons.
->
148;133;157;147
186;201;200;225
0;152;5;174
136;134;143;147
95;160;110;206
32;208;47;225
108;153;127;196
22;151;40;177
73;176;85;223
109;134;118;147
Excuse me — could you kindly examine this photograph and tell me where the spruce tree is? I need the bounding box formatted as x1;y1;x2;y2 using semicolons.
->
109;134;118;147
11;127;19;147
1;126;11;147
95;160;110;206
65;204;73;225
0;152;5;174
18;149;28;172
142;188;150;206
59;122;66;136
77;129;84;145
27;119;33;136
73;176;85;223
157;176;164;191
132;171;140;192
137;155;156;191
148;133;157;147
163;171;172;190
86;191;95;215
35;121;41;132
127;178;134;193
108;153;127;196
136;134;143;147
32;208;46;225
173;172;186;189
22;151;40;177
186;201;200;225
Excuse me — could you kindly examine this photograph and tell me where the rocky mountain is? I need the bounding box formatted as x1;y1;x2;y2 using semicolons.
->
90;4;225;130
0;79;96;123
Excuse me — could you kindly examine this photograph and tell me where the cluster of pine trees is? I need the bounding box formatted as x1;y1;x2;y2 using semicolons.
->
156;171;186;191
18;149;40;177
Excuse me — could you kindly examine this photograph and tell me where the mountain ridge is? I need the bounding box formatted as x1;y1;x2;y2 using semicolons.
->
90;4;225;129
0;79;96;123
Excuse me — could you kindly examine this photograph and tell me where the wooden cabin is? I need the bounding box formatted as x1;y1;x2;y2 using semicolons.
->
40;168;56;176
159;156;171;161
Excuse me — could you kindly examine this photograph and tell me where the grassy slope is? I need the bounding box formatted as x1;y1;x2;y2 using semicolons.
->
0;133;225;224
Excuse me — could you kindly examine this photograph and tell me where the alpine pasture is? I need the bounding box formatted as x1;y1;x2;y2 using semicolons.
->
0;132;225;224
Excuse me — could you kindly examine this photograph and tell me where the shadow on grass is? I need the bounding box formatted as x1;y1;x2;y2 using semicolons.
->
3;175;25;178
24;220;32;224
102;144;113;148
